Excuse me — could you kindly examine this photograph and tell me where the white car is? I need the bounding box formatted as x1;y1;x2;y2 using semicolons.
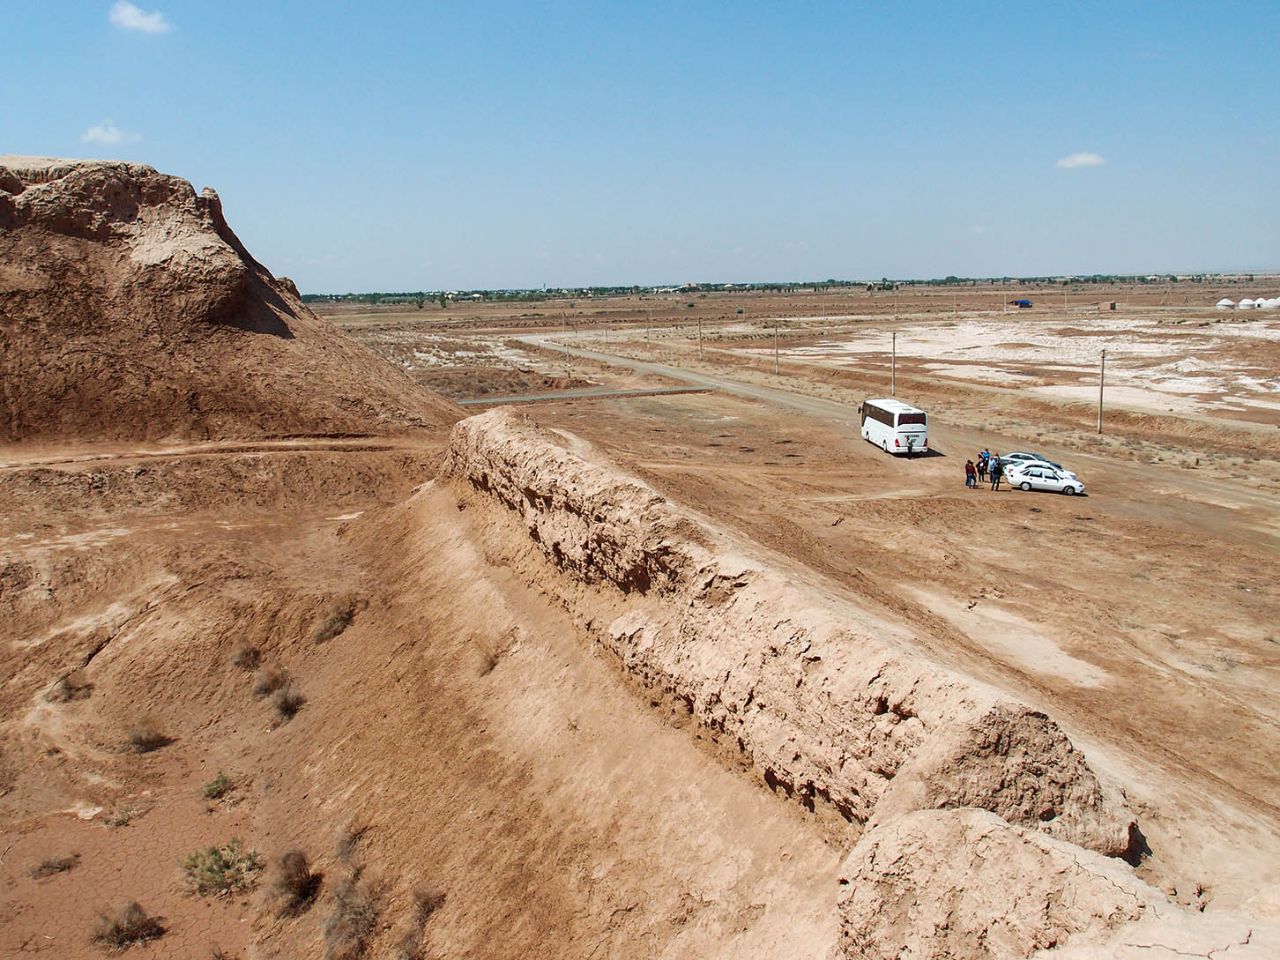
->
1001;452;1078;479
1005;462;1085;495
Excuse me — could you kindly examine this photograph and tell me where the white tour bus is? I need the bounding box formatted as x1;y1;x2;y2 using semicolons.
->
860;398;928;456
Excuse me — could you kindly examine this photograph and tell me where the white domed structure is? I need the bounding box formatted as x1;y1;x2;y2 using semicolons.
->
1216;298;1236;309
1259;297;1280;310
1238;298;1256;309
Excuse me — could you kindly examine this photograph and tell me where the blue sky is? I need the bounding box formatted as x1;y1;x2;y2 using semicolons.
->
4;1;1278;291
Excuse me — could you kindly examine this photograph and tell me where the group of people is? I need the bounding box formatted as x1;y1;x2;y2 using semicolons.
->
964;449;1005;490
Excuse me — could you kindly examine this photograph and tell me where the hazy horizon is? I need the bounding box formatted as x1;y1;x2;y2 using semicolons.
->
5;1;1278;292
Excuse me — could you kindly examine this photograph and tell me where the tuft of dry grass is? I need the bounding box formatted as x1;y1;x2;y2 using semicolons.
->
273;848;322;917
252;667;287;697
181;839;263;897
323;871;379;960
30;853;80;879
93;901;164;949
126;717;171;753
231;644;261;670
271;682;306;722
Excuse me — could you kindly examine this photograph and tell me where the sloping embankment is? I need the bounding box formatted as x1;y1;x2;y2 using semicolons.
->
441;407;1135;858
438;408;1271;958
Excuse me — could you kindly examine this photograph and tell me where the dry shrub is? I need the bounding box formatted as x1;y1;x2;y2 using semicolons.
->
252;667;287;697
30;853;80;879
126;717;171;753
46;671;93;703
273;848;322;917
271;683;306;722
311;604;355;644
181;839;263;896
231;644;261;670
93;901;164;949
335;823;369;864
324;871;379;960
103;807;135;829
396;887;446;960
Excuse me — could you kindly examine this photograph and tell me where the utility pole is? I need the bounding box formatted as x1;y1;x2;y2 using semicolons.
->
646;311;650;354
891;330;897;396
698;317;704;360
774;319;780;375
561;311;566;335
1097;349;1107;433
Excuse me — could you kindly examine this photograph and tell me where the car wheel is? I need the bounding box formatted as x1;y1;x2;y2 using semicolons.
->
1063;486;1078;496
1020;482;1032;491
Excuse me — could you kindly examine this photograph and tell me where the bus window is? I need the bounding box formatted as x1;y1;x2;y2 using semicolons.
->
896;412;926;426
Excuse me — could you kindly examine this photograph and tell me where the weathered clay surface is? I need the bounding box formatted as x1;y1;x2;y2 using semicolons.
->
441;407;1136;858
837;809;1157;960
0;156;459;440
839;809;1275;960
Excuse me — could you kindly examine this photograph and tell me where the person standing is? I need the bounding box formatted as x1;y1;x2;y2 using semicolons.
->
990;455;1004;491
965;459;977;489
976;454;987;483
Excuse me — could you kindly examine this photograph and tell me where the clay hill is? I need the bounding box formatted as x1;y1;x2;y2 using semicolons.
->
0;156;458;442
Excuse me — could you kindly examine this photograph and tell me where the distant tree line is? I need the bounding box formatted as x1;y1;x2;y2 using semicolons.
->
299;273;1259;302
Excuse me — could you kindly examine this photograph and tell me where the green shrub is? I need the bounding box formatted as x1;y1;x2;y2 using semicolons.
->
181;839;263;896
202;772;233;800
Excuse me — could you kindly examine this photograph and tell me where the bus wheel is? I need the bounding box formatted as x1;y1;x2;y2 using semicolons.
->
882;441;889;454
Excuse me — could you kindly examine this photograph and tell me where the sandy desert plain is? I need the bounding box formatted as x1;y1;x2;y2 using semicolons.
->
2;157;1279;960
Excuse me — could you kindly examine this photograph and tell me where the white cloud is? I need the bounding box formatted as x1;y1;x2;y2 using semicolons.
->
81;120;141;145
109;1;172;34
1055;151;1106;169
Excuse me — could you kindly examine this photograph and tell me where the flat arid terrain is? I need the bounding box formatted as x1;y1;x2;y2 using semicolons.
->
3;157;1278;959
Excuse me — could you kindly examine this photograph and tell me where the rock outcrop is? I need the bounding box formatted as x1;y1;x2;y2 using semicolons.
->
441;407;1137;858
0;156;459;441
